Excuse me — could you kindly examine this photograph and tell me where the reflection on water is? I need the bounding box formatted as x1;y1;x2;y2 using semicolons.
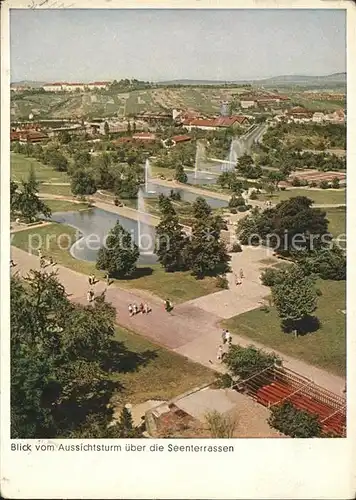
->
51;208;157;265
149;181;227;209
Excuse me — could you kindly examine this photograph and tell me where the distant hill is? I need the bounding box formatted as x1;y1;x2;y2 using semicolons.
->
11;80;47;88
157;79;239;85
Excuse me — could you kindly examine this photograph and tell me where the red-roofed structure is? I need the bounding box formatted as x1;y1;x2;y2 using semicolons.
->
183;115;248;131
132;132;156;142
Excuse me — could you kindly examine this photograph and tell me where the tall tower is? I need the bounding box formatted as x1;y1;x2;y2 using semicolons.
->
220;101;229;116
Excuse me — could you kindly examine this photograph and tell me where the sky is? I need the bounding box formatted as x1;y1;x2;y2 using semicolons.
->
10;9;346;82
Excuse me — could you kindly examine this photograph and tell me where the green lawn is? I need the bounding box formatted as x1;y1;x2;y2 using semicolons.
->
39;183;72;196
259;188;346;206
11;152;70;183
151;165;176;179
11;222;221;303
45;200;90;213
223;279;346;376
325;206;346;237
111;326;215;406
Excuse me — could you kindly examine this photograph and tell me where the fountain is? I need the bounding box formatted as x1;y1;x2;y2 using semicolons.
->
221;139;238;172
137;188;156;256
144;158;156;194
194;140;207;179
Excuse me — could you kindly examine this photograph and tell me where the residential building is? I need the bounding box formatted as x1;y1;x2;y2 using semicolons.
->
13;130;48;143
171;134;191;144
240;100;257;109
132;132;156;142
183;115;249;131
87;81;110;90
312;112;325;123
43;83;64;92
285;107;313;123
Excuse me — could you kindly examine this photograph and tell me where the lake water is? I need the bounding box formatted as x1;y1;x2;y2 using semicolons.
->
51;208;157;265
148;181;228;209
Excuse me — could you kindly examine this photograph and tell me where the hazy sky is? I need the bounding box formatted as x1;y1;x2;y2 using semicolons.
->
10;9;346;82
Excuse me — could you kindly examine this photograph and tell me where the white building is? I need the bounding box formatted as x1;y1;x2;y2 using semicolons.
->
312;112;325;123
62;83;86;92
87;81;110;90
43;83;64;92
240;100;256;109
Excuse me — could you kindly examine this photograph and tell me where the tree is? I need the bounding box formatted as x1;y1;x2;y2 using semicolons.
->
158;194;175;217
267;170;286;189
205;411;237;438
223;345;281;380
298;246;346;281
96;221;139;278
132;122;137;134
156;200;187;272
11;269;124;438
185;214;230;279
271;265;318;333
49;151;68;172
268;401;322;438
15;169;51;223
58;131;71;144
228;194;245;208
10;180;19;216
127;121;131;135
174;163;188;183
71;169;97;196
73;151;91;170
192;196;212;220
104;121;109;136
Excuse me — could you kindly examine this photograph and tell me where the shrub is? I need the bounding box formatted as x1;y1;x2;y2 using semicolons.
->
205;411;237;438
319;180;330;189
249;190;258;200
238;205;248;212
230;208;237;214
268;401;322;438
229;195;245;208
260;267;284;287
331;177;340;189
280;186;286;191
291;177;301;187
214;373;234;389
231;242;242;253
216;275;229;289
224;344;281;380
310;181;318;188
246;204;253;210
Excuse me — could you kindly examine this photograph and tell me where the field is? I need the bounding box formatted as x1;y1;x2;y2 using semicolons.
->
11;152;70;183
39;183;72;196
11;223;221;303
111;326;215;406
259;188;346;206
223;279;346;376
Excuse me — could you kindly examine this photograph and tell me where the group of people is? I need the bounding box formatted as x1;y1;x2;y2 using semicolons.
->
38;249;57;269
216;329;232;362
128;302;151;316
10;260;17;268
234;268;244;286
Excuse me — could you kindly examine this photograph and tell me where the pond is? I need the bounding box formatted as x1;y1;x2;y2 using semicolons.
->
51;208;157;265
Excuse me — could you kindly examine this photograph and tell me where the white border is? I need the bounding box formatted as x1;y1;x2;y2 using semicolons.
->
1;1;355;498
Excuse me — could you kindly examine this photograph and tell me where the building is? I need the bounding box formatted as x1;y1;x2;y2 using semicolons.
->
220;101;230;116
87;81;110;90
312;112;325;123
171;134;191;144
47;125;86;138
62;83;86;92
132;132;156;142
325;109;345;124
11;130;48;143
183;115;249;131
43;82;64;92
240;100;257;109
285;107;313;123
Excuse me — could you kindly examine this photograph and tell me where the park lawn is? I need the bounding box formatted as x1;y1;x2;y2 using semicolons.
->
11;223;221;304
223;279;346;376
11;152;70;183
45;200;91;213
325;206;346;237
151;165;176;179
39;183;72;196
259;188;346;206
111;326;215;406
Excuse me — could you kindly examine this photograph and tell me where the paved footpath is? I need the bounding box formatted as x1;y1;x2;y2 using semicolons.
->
11;246;345;395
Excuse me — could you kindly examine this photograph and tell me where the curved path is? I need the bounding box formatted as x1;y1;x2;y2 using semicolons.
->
11;245;345;395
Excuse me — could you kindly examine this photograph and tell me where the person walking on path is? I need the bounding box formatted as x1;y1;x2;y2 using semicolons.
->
221;330;227;344
225;329;232;345
128;304;133;317
144;303;151;314
164;299;173;313
10;259;16;268
105;273;110;287
217;345;223;362
86;290;92;303
133;303;138;315
139;303;144;314
239;268;244;280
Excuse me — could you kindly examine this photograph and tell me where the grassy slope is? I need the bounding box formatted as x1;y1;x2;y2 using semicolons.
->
325;206;346;237
259;188;346;206
223;279;346;376
11;152;70;183
11;223;220;303
112;326;214;406
45;200;90;213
